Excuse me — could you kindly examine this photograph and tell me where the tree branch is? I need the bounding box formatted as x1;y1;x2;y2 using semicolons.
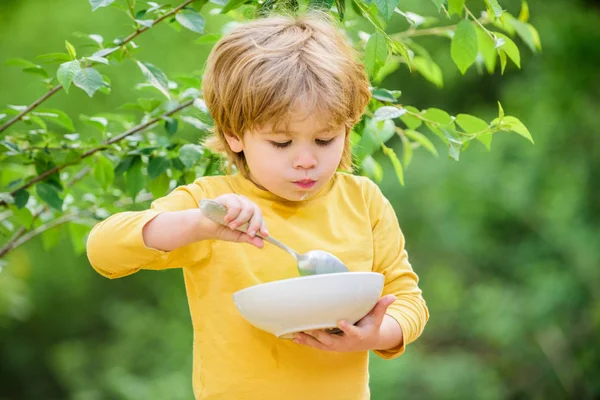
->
0;213;82;258
0;99;194;208
0;166;91;258
0;0;198;134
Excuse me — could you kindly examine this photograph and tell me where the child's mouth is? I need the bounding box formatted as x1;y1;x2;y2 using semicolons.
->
294;179;317;189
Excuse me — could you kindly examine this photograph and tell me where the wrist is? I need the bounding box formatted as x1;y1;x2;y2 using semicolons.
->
189;208;215;242
374;314;404;351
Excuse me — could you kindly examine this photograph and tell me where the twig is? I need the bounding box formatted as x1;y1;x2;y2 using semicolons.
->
392;16;487;39
0;99;194;208
0;0;197;134
0;213;81;258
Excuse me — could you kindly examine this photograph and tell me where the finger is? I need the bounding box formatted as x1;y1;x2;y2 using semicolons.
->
229;199;255;229
337;320;362;338
294;332;328;351
304;330;336;347
218;197;242;225
366;295;396;325
246;204;263;238
260;219;269;237
241;232;265;248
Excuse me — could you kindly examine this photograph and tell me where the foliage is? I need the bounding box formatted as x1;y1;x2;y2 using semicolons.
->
0;0;538;260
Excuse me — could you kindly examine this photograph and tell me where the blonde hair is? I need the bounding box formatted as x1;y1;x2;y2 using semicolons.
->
201;11;371;174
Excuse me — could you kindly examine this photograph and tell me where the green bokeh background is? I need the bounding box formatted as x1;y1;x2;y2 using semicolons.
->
1;0;599;399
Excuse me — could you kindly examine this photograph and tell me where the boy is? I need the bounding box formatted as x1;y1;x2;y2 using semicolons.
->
86;11;428;400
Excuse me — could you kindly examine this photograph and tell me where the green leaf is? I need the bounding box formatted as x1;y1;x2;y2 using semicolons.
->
412;56;443;88
73;67;104;97
400;106;422;130
477;131;493;150
361;155;384;183
401;135;413;167
519;0;529;21
354;119;396;163
456;114;493;150
475;27;497;74
93;154;115;190
176;8;205;34
389;40;411;68
148;156;170;179
510;17;540;53
57;60;82;93
69;223;90;254
36;182;63;211
179;144;204;168
430;0;445;11
65;40;77;59
10;205;34;229
114;155;135;176
148;173;170;199
32;109;75;132
499;49;507;73
374;106;406;122
451;20;478;74
404;129;438;157
374;0;399;22
221;0;248;14
365;32;388;79
23;67;49;79
381;145;404;186
164;117;178;137
195;34;223;45
13;190;30;209
422;108;452;125
495;116;534;143
35;53;72;64
456;114;489;133
485;0;503;17
353;0;386;31
448;0;465;16
126;158;146;201
136;61;170;99
5;58;38;69
494;33;520;68
498;101;505;120
90;0;116;11
87;55;109;65
448;138;462;161
371;88;399;103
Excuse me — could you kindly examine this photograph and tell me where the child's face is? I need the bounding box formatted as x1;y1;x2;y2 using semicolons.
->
225;108;345;201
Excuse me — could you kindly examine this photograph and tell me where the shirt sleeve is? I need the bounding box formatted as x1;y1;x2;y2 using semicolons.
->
366;181;429;359
86;182;211;279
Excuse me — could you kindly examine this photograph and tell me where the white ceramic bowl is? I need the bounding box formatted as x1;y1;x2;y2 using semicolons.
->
232;272;384;339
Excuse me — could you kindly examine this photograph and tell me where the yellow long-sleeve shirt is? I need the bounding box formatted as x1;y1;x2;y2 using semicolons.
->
86;172;428;400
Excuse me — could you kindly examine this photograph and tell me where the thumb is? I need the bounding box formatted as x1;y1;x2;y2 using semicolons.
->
370;294;396;322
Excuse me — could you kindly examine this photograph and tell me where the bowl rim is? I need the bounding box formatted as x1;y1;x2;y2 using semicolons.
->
232;271;384;297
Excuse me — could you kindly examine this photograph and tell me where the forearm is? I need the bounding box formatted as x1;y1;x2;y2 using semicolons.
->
142;209;210;251
375;314;404;351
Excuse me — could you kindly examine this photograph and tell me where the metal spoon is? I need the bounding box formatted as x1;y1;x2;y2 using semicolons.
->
199;199;349;276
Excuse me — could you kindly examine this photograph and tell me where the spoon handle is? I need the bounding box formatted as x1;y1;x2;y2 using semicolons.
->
198;199;299;260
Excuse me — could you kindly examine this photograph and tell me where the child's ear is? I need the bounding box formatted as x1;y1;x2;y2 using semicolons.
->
224;133;243;153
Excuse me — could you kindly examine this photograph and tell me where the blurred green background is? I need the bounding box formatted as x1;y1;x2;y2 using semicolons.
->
1;0;599;399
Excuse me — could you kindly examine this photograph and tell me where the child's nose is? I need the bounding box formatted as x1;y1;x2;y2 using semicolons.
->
293;149;317;169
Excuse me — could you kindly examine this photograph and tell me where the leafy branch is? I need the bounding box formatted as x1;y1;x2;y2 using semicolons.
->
0;99;195;208
0;166;91;258
0;0;199;135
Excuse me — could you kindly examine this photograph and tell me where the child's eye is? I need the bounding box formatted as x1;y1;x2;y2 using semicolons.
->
270;140;291;149
316;138;335;146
